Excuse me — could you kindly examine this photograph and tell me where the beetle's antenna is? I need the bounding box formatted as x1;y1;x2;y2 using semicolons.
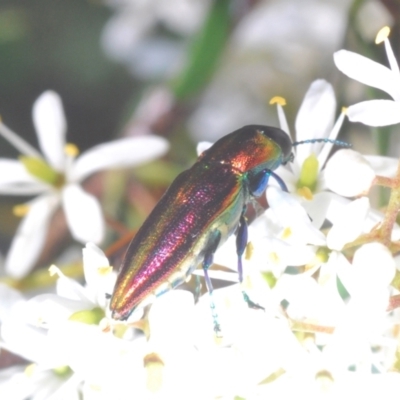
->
293;138;351;148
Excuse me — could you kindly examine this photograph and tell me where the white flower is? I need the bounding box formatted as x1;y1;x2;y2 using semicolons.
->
326;197;370;251
324;149;376;197
101;0;211;79
0;91;169;278
334;26;400;126
270;80;349;227
270;79;396;225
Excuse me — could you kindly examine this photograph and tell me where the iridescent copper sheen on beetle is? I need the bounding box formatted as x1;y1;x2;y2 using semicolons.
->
110;125;293;320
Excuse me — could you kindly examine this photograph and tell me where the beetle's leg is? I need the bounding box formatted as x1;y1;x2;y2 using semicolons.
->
249;169;288;196
202;231;222;335
270;171;288;192
236;212;264;310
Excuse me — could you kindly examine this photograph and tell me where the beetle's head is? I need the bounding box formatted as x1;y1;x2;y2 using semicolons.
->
200;125;293;173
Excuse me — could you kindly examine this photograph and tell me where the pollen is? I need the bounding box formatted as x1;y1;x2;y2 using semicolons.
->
64;143;79;157
376;26;390;44
13;204;30;217
48;264;60;277
24;363;37;377
269;251;280;264
144;352;164;393
281;227;292;239
297;186;314;200
341;106;348;115
269;96;286;106
98;266;113;276
245;241;254;260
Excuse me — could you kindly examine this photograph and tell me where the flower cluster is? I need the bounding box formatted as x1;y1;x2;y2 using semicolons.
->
2;20;400;400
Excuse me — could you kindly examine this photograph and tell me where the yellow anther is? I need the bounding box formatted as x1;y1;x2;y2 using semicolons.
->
13;204;30;217
48;264;59;277
144;353;164;393
245;241;254;260
341;106;348;114
376;26;390;44
64;143;79;157
269;96;286;106
297;186;314;200
24;363;37;377
98;266;113;276
269;252;280;264
281;227;292;239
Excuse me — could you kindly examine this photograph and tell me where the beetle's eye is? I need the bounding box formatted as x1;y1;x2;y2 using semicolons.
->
258;126;293;161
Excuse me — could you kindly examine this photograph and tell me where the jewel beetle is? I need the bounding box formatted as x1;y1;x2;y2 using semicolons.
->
109;125;347;331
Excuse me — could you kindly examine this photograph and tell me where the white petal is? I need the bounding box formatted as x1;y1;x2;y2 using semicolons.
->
148;291;195;345
338;243;395;299
0;159;35;184
353;243;395;291
294;80;336;166
266;186;326;245
301;191;334;229
324;149;376;196
364;155;398;177
62;184;105;244
32;91;66;171
0;159;49;194
69;136;169;182
25;293;90;327
0;283;24;321
82;243;116;307
326;197;370;250
82;243;110;282
5;195;58;278
334;50;400;100
347;99;400;126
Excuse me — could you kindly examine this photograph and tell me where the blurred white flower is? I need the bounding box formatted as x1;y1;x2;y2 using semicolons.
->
0;91;169;278
334;26;400;126
101;0;211;78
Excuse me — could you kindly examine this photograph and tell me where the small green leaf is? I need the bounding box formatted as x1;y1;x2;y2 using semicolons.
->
171;0;231;99
336;276;350;300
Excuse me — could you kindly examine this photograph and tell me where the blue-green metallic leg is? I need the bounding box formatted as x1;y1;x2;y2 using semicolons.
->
202;231;222;335
249;168;288;195
236;212;264;310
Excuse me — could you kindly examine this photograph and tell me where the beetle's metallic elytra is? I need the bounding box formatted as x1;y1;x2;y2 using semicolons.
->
110;125;293;327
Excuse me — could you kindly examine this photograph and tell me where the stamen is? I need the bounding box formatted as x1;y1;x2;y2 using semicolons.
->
282;227;292;239
144;353;164;393
24;363;37;377
375;26;390;44
245;241;254;260
270;96;290;134
98;266;113;276
13;204;30;217
48;264;61;277
64;143;79;157
269;96;286;106
297;186;314;200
